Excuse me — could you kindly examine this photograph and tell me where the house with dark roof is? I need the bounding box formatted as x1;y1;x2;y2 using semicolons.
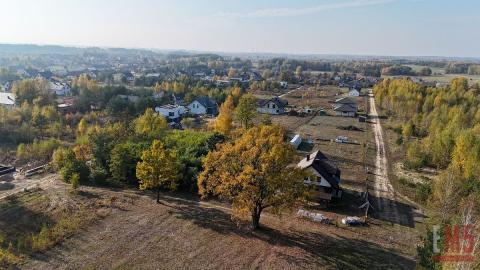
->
298;150;342;202
333;97;358;117
257;97;288;115
187;96;218;116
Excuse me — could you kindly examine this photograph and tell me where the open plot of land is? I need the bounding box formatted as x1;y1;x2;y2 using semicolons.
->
269;89;423;263
20;184;416;270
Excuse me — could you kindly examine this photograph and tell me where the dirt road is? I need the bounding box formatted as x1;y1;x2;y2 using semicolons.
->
368;94;401;224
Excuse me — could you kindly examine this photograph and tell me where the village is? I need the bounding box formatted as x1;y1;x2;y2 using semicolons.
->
0;43;479;269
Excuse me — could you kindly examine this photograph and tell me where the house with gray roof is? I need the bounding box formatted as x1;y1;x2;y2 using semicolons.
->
298;150;342;202
187;96;218;116
257;97;288;115
333;97;358;117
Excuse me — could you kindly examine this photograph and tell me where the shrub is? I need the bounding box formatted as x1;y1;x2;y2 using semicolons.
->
416;182;432;202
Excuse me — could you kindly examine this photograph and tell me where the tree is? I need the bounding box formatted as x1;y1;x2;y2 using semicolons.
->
136;140;181;203
262;69;272;79
235;93;257;129
418;67;432;76
402;122;413;140
110;142;144;185
295;66;303;79
134;108;167;138
215;95;235;135
71;173;80;191
198;125;307;229
228;67;238;78
77;118;87;136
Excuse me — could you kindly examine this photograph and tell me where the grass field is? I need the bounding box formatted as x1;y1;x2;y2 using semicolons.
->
21;187;416;270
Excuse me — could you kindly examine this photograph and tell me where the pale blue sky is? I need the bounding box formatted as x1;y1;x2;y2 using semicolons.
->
0;0;478;57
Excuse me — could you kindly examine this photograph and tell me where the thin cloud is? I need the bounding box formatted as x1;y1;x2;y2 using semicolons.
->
216;0;396;18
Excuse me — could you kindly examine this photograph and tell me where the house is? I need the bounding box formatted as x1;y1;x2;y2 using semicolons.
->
257;97;288;115
155;104;186;122
298;150;342;202
0;92;15;109
187;96;218;116
49;81;71;96
333;97;358;117
348;88;360;97
279;81;288;89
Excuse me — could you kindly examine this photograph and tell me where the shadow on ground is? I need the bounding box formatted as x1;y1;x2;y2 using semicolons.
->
160;194;415;270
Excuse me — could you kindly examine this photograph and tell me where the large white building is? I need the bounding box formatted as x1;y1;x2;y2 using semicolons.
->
155;104;186;121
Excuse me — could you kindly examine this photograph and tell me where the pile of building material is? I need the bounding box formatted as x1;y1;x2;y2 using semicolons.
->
341;216;363;226
297;209;330;224
25;164;47;178
0;165;15;176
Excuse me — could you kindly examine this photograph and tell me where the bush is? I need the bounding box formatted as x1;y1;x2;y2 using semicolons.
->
416;182;432;202
16;138;61;162
60;159;89;183
71;173;80;190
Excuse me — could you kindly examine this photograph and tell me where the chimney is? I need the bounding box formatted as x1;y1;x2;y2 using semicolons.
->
306;154;310;161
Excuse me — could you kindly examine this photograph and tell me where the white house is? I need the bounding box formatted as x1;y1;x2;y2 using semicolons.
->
257;97;288;115
348;89;360;97
49;81;71;96
0;92;15;109
187;96;218;116
298;150;342;202
155;104;186;121
279;81;288;89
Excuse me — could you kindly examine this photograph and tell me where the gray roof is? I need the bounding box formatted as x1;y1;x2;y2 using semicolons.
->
334;103;357;112
298;150;341;189
258;97;288;108
195;96;217;109
335;97;357;105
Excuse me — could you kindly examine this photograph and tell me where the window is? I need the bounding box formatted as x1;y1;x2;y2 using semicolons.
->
169;112;175;117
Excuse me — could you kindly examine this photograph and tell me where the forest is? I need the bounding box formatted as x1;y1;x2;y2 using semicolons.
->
374;77;480;268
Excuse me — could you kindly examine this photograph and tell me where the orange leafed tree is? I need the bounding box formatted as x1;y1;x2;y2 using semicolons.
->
198;125;307;229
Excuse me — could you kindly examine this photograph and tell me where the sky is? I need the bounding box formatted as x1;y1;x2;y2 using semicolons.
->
0;0;479;57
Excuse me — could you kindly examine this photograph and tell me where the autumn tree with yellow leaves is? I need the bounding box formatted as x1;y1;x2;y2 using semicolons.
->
136;140;181;203
235;93;257;129
214;95;235;136
198;125;307;229
134;108;167;138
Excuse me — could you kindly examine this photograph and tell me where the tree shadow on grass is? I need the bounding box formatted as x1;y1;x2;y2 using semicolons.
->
160;195;415;270
0;192;55;247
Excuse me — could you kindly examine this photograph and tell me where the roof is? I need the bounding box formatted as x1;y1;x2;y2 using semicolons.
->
0;92;15;106
193;96;217;109
298;150;341;189
258;97;288;108
335;97;357;105
156;104;183;110
334;103;358;112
